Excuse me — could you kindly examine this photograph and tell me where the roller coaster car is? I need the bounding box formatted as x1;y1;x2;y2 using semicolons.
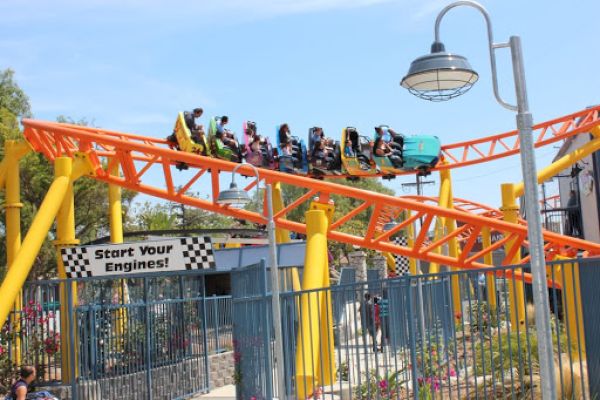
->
170;112;210;156
307;127;342;176
208;117;241;163
372;125;441;176
243;121;275;168
372;125;405;176
276;125;308;173
402;134;441;172
340;127;378;177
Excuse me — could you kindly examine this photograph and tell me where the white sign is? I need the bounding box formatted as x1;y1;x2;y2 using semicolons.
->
60;237;215;278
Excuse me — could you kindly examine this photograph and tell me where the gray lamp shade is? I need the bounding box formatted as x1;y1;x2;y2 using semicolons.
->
383;222;398;232
217;182;251;205
401;42;479;102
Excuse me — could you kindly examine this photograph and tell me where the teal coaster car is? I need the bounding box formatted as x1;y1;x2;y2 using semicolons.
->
402;134;441;171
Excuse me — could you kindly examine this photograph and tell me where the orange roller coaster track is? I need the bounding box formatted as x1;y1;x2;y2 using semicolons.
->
435;105;600;172
20;106;600;286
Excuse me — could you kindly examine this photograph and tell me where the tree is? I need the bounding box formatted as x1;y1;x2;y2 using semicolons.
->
0;69;137;278
0;69;31;118
282;178;395;266
128;191;238;233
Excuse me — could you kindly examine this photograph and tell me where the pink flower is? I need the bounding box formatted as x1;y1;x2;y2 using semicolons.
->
379;379;388;390
0;345;5;355
449;369;456;377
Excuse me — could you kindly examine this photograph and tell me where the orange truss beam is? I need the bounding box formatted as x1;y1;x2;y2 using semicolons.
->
436;105;600;172
20;116;600;285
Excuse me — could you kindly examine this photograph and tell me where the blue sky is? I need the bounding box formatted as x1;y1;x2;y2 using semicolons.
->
1;0;599;208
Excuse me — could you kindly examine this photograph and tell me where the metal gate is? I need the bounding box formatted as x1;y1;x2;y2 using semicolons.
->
231;260;274;400
73;272;215;400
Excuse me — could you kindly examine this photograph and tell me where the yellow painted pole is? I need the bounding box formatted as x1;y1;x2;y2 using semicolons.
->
109;164;124;244
310;201;336;388
407;211;417;275
554;257;586;356
4;141;26;364
439;168;463;321
0;159;7;190
271;182;302;292
384;252;396;275
295;209;328;399
513;133;600;198
482;227;497;312
0;161;71;326
54;157;82;383
108;163;129;351
501;183;525;328
429;170;452;274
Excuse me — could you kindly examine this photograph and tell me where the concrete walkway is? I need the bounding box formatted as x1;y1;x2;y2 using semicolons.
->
192;384;236;399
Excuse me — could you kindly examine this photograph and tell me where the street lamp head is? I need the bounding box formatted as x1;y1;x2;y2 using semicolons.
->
401;41;479;102
383;221;398;232
217;181;251;206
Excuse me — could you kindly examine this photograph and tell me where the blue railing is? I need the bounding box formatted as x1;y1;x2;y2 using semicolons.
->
232;260;592;399
1;271;233;400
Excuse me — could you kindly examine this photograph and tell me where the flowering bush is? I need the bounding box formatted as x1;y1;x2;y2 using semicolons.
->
0;300;61;390
415;342;456;398
356;369;406;400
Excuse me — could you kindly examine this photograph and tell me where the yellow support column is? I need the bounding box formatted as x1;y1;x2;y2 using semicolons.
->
440;168;463;321
108;163;129;350
295;209;328;399
109;164;124;244
4;141;29;364
429;169;452;275
501;183;525;328
310;201;336;388
271;182;302;292
482;227;497;312
554;257;586;356
407;212;418;275
54;157;81;383
0;158;72;326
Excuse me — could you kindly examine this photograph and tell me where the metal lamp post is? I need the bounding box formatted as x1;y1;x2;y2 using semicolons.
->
217;163;287;399
400;1;556;398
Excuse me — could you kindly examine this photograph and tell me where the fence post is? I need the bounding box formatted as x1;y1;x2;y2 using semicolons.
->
67;280;77;400
405;279;420;399
260;260;274;400
577;258;600;397
143;277;153;400
213;294;220;352
200;275;210;391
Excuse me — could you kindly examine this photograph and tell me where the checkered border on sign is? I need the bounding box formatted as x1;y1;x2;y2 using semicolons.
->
394;236;410;276
61;247;92;278
180;237;216;270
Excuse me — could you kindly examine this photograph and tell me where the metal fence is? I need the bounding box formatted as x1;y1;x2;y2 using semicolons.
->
1;271;233;400
232;260;591;399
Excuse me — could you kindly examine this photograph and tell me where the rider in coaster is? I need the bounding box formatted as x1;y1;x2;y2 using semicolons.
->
374;131;402;168
185;108;205;144
278;123;295;158
375;125;403;151
216;116;242;158
312;139;334;168
311;127;336;164
347;129;371;170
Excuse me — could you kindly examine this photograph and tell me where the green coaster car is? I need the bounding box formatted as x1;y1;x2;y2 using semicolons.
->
208;117;241;162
